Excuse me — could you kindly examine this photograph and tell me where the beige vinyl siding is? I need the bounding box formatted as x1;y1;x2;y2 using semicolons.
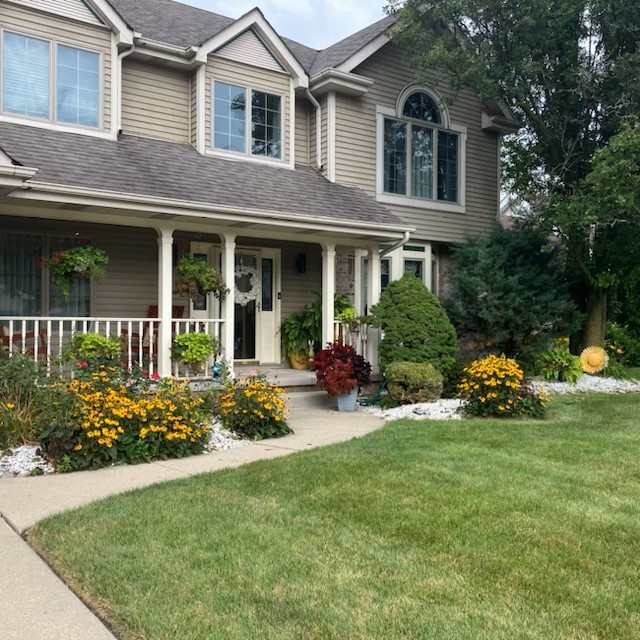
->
5;0;103;25
279;245;321;318
205;56;291;163
336;44;500;244
215;29;284;73
121;59;190;143
0;2;112;132
295;95;310;165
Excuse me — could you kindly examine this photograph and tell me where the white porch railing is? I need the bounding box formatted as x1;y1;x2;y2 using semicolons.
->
333;320;368;357
0;317;224;379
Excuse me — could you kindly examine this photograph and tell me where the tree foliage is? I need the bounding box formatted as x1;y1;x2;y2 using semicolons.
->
444;225;581;362
368;273;457;373
387;0;640;344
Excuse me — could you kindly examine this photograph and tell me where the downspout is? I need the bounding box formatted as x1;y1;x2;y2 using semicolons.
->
116;39;138;134
380;231;411;258
305;88;322;169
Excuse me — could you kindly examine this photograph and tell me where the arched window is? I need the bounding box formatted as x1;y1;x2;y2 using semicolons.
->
402;91;440;124
381;87;458;203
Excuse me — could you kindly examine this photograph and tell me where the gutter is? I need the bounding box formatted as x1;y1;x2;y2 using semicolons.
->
11;181;415;238
116;38;138;134
305;89;323;169
380;231;411;257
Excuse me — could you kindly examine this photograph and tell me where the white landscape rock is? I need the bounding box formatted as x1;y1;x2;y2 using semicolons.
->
363;374;640;423
533;375;640;395
0;421;249;479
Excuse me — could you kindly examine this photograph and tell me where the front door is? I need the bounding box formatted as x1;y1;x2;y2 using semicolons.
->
234;249;280;364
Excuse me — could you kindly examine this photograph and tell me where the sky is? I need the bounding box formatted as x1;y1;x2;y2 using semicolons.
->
180;0;388;49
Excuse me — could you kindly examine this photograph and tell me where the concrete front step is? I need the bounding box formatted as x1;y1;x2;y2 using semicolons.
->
287;390;335;410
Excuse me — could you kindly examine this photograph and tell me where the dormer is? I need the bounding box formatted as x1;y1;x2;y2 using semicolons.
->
0;0;134;138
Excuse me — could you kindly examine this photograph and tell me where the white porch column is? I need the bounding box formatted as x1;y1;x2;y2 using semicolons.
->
156;227;174;377
321;243;336;347
367;244;382;373
353;249;367;316
221;233;236;376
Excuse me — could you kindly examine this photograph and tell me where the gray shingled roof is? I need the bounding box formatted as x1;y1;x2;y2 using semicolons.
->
308;17;394;76
106;0;391;76
0;122;408;230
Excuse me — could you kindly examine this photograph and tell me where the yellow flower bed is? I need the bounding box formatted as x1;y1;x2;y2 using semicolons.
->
219;374;291;440
40;366;209;471
458;354;548;418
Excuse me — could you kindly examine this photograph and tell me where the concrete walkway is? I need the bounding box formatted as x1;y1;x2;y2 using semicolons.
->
0;406;383;640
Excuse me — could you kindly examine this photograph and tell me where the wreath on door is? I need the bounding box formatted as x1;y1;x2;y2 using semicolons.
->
234;264;261;307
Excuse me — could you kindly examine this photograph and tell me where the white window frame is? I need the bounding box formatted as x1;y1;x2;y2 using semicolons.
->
376;96;467;214
210;79;286;164
0;29;103;132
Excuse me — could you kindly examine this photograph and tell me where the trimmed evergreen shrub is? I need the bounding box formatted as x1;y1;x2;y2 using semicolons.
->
368;272;457;374
385;362;443;405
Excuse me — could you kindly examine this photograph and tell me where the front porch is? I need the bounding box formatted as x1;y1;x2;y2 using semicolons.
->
0;217;385;379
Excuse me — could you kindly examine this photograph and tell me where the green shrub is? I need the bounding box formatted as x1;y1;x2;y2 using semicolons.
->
607;323;640;367
63;333;121;363
458;354;548;418
385;362;443;405
445;224;581;364
368;272;457;374
0;353;53;448
537;340;583;383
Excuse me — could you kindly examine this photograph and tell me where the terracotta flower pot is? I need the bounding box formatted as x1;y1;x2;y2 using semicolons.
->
288;352;309;370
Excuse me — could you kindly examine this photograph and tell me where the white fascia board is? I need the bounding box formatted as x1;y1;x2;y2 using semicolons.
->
195;9;309;88
86;0;135;45
309;69;374;97
0;164;39;188
335;33;390;73
10;182;415;237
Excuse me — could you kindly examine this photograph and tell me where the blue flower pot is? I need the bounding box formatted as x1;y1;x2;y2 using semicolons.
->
336;387;358;412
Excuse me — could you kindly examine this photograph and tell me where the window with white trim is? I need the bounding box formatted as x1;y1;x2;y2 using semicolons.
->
383;90;459;203
1;31;101;128
213;81;282;159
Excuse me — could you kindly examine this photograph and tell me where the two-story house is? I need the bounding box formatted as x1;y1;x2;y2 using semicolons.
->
0;0;519;376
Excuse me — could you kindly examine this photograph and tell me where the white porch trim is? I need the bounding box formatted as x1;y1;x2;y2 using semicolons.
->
321;243;336;347
221;234;236;376
156;227;174;377
366;244;381;373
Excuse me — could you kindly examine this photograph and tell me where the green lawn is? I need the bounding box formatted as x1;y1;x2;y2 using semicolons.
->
31;394;640;640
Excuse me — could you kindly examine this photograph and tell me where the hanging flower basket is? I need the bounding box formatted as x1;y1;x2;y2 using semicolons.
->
174;255;228;301
39;240;108;298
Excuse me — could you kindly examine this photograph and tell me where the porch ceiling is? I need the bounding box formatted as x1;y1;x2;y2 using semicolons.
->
0;122;413;244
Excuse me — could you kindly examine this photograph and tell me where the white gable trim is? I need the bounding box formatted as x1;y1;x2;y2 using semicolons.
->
85;0;135;45
196;9;308;88
335;33;390;73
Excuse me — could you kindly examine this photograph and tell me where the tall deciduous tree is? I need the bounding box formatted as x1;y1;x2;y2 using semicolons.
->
387;0;640;345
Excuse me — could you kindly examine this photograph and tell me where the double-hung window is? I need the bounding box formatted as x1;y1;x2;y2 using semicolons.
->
213;81;282;159
382;90;460;205
1;31;100;128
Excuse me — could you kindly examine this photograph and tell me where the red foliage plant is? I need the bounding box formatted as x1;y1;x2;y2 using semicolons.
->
312;342;371;397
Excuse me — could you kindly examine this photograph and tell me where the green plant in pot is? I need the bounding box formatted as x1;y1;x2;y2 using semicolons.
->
171;334;218;375
174;255;228;301
336;306;360;332
280;309;314;369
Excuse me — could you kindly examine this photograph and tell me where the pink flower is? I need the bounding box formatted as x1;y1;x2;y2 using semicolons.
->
248;370;258;377
76;361;88;368
149;373;161;380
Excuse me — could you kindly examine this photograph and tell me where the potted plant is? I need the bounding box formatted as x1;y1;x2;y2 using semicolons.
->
336;306;361;332
171;333;218;375
313;342;372;412
39;238;108;298
174;255;228;301
280;309;315;369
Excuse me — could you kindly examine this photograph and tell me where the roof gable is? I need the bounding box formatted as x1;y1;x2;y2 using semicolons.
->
214;29;285;74
6;0;105;26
